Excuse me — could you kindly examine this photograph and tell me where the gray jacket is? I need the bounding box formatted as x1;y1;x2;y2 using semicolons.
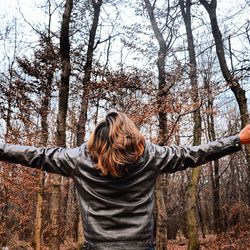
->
0;135;241;246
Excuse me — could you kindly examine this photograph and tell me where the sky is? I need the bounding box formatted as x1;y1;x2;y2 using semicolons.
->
3;0;249;49
1;0;249;74
1;0;249;90
0;0;249;140
1;0;249;75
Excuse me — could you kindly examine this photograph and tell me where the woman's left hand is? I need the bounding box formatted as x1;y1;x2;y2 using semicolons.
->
239;124;250;144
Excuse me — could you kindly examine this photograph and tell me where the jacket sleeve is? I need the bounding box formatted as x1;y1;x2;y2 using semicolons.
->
152;135;241;174
0;143;84;177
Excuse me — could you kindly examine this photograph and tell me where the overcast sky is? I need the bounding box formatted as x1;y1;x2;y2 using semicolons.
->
2;0;249;68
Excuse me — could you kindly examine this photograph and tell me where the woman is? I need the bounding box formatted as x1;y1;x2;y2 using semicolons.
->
0;110;249;249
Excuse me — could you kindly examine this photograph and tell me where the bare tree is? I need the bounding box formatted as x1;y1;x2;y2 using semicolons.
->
201;52;222;233
76;0;103;146
180;1;202;249
75;0;102;247
33;39;55;249
49;0;73;249
143;0;178;248
0;18;24;248
144;0;175;146
199;0;250;206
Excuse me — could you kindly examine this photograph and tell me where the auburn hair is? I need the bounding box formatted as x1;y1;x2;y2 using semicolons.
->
87;111;145;177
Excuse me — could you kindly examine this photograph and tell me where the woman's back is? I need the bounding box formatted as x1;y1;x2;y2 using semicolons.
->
73;141;157;244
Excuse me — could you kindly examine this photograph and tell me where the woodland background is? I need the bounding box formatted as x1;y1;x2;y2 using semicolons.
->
0;0;250;249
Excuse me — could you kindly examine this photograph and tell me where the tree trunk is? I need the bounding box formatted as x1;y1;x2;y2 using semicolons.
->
144;1;171;247
205;79;222;233
76;1;102;245
0;92;13;248
199;0;250;206
155;175;168;250
33;12;55;244
77;211;84;250
77;0;102;146
197;198;205;238
186;170;201;250
49;0;73;249
0;37;18;247
35;94;51;250
180;1;202;249
34;172;45;250
144;0;169;146
61;178;71;242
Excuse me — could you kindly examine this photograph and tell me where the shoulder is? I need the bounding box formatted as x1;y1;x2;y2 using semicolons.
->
144;140;168;155
142;140;162;161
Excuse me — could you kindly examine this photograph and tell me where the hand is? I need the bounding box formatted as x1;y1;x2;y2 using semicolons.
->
239;124;250;144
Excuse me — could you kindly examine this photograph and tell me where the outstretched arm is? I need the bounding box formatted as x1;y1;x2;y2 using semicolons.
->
152;127;249;174
0;143;84;177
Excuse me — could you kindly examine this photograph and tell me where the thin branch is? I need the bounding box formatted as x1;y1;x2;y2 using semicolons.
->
162;102;203;145
18;0;45;38
93;33;120;51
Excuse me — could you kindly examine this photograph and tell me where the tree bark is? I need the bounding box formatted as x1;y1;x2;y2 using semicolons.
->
76;0;102;246
0;29;18;247
77;0;102;146
155;176;168;249
180;1;202;249
144;0;169;146
199;0;250;206
34;172;45;250
144;1;171;248
49;0;73;249
34;3;55;246
77;211;84;250
204;78;222;233
34;81;53;250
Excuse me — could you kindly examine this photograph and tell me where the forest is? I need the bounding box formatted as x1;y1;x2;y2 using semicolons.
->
0;0;250;249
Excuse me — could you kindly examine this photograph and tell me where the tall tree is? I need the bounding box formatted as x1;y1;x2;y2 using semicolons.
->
49;0;73;249
0;18;23;248
144;0;177;248
199;0;250;206
76;0;102;146
31;3;57;249
34;43;55;249
75;0;102;247
144;0;172;146
17;36;56;249
201;52;222;233
180;0;202;249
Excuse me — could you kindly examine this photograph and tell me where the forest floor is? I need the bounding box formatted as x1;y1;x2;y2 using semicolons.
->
167;224;250;250
8;224;250;249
